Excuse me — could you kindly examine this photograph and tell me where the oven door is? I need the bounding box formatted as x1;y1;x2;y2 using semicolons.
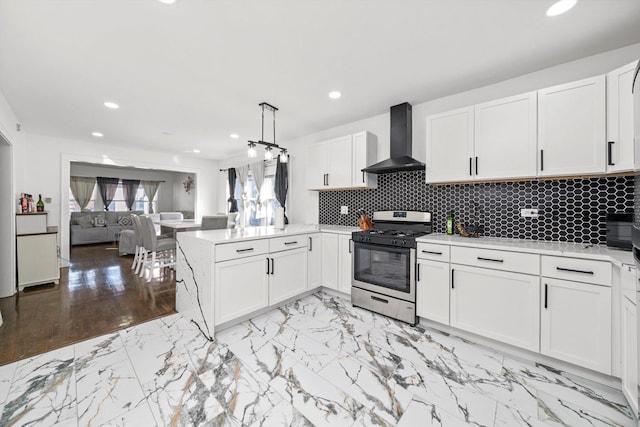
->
352;241;415;302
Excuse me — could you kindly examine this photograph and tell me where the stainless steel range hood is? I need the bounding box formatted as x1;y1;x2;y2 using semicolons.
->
362;102;425;174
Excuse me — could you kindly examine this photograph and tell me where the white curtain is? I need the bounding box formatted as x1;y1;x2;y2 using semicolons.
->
70;176;96;212
235;165;250;228
250;161;266;219
141;180;160;213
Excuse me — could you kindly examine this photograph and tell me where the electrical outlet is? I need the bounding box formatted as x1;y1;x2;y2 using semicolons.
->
520;208;539;218
340;206;349;215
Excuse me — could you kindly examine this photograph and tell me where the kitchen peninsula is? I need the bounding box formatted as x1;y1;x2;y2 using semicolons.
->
175;224;355;340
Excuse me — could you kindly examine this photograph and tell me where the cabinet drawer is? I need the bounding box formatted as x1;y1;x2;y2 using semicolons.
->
417;242;450;262
541;256;611;286
450;246;539;275
215;239;269;262
270;235;308;253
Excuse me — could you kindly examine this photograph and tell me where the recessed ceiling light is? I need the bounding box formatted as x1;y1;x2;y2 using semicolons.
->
230;133;239;139
91;132;104;137
546;0;577;16
157;0;177;4
103;101;119;110
329;91;342;99
192;149;201;153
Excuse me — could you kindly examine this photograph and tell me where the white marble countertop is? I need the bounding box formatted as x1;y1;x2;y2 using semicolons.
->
318;225;359;235
177;224;321;244
416;233;635;267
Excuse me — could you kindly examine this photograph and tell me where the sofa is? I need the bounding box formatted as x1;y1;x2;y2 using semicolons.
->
70;211;143;245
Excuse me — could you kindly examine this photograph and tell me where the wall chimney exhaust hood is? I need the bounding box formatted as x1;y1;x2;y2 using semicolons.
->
362;102;425;174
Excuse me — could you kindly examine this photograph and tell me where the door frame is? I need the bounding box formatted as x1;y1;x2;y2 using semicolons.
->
0;132;16;299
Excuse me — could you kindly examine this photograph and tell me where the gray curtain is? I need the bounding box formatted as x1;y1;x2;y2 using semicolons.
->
275;156;289;224
70;176;96;212
122;179;140;211
227;168;238;213
141;180;160;213
235;165;250;228
96;177;119;211
251;161;266;215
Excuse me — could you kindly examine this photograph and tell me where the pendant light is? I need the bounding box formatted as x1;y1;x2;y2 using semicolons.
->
247;102;289;161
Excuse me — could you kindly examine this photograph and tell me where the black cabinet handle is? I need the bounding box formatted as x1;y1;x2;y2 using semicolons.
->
236;248;254;253
371;295;389;304
416;263;420;282
544;284;548;309
309;237;312;251
608;141;615;166
421;250;443;255
362;171;365;183
469;157;472;176
271;258;274;275
451;268;455;289
477;257;504;263
349;239;352;254
556;266;594;275
284;241;298;245
326;174;329;186
266;257;270;274
540;149;544;171
475;156;478;175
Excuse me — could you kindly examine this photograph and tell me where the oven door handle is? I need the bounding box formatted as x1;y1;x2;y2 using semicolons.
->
352;241;412;254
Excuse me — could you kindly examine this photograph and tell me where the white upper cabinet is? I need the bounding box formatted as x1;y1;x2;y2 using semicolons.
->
425;106;474;183
474;92;537;180
538;75;606;177
307;132;377;190
351;131;377;189
606;61;638;173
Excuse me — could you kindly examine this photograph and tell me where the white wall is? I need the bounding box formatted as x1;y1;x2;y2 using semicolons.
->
21;133;219;265
0;89;25;299
274;42;640;225
172;172;197;214
69;163;181;212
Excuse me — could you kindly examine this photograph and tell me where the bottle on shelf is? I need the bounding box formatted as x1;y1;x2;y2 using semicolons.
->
29;195;35;213
37;194;44;212
446;211;454;235
21;194;28;213
17;196;22;214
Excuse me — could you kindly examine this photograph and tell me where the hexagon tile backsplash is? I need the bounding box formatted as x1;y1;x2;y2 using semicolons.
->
319;171;634;245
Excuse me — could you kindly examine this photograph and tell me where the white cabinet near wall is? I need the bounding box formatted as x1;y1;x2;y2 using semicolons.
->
540;278;612;374
214;254;269;325
538;75;606;177
307;142;328;190
338;235;353;294
473;92;537;180
425;106;474;183
416;243;450;324
449;264;540;352
622;293;638;414
322;233;339;290
17;232;60;290
351;131;377;189
606;60;638;173
269;247;307;305
307;233;322;290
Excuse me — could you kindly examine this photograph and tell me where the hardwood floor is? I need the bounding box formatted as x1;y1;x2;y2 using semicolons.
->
0;243;175;366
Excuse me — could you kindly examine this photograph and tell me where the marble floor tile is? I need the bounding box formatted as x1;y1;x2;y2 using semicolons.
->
76;358;146;426
0;345;77;427
1;290;635;427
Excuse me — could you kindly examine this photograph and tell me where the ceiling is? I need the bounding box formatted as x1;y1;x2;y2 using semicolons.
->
1;0;640;160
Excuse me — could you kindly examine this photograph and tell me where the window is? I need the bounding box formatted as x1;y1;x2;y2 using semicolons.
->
231;170;281;227
69;182;158;213
69;187;97;212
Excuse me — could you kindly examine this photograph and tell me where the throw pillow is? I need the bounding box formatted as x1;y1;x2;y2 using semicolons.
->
118;215;132;226
75;215;93;229
92;216;107;227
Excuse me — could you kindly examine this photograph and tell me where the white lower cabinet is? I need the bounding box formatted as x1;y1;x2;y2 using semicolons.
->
214;254;269;325
269;248;308;305
307;233;322;290
338;235;352;294
621;294;638;414
322;233;339;290
450;264;540;352
540;278;612;375
416;259;450;325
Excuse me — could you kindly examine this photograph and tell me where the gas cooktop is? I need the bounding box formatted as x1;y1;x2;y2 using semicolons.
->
352;210;432;248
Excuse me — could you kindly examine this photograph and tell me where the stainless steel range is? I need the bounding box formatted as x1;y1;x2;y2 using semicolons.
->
351;211;432;325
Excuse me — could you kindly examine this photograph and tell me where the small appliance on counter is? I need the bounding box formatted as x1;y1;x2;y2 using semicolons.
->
606;212;633;250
